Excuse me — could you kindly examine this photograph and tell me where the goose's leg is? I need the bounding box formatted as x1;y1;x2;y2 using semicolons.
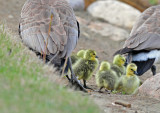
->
151;65;156;75
83;79;93;90
68;57;87;92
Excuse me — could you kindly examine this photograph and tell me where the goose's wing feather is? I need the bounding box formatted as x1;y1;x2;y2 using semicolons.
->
124;5;160;51
19;0;78;58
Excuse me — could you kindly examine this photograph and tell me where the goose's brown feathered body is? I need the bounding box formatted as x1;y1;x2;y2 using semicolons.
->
19;0;79;66
115;5;160;76
125;5;160;50
19;0;87;91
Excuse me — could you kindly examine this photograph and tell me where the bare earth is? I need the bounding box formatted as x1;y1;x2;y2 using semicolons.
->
1;0;160;113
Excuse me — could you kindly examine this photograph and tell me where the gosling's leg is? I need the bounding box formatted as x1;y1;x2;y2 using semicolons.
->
151;65;156;76
98;87;104;93
68;57;87;92
65;75;71;81
83;79;93;90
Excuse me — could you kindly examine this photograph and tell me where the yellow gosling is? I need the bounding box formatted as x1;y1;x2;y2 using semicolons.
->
71;50;86;64
96;61;118;92
111;54;126;77
73;49;99;89
117;63;140;95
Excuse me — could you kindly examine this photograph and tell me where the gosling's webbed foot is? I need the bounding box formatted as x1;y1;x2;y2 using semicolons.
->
83;79;93;90
94;87;104;93
84;85;93;90
105;89;112;94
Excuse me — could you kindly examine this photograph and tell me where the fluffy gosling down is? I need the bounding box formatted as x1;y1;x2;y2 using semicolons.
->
71;50;86;64
117;63;140;95
73;49;99;89
111;54;126;77
96;61;119;92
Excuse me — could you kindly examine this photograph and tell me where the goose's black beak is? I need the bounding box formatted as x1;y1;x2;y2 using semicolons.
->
96;56;99;58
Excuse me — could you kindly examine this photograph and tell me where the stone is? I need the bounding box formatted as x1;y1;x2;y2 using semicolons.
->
87;0;141;29
76;16;129;41
66;0;85;11
138;74;160;100
88;22;129;41
66;0;96;11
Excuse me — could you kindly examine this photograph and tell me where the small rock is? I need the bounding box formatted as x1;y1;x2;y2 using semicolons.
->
138;74;160;100
76;16;129;41
67;0;96;11
87;0;141;29
8;15;14;19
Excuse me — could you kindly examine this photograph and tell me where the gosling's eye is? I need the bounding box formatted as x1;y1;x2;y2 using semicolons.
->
131;69;134;71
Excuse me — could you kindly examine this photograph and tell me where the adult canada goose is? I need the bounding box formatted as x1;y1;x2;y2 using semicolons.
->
114;5;160;76
19;0;85;90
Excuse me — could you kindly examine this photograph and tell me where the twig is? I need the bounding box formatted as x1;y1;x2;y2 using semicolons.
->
114;101;131;108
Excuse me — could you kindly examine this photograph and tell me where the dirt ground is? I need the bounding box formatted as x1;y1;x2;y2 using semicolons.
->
1;0;160;113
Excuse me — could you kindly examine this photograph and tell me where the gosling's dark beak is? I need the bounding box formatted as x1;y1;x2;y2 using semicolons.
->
96;56;99;58
124;61;128;67
134;71;138;75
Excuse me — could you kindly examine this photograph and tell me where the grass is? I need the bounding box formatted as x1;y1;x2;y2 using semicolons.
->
0;25;101;113
149;0;159;5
